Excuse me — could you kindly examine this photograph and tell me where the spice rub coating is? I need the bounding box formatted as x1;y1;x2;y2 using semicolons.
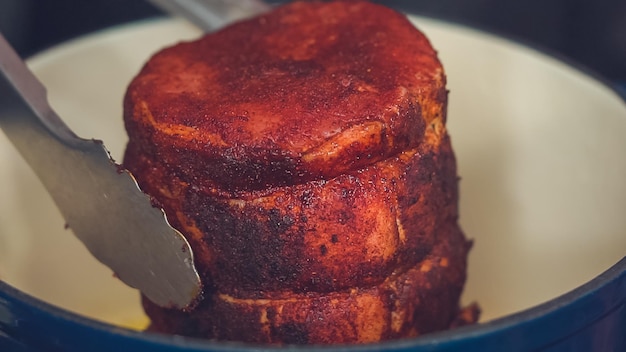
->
123;0;475;345
143;222;472;345
124;0;447;194
125;135;458;296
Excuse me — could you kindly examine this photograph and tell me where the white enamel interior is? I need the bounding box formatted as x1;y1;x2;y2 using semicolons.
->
0;16;624;328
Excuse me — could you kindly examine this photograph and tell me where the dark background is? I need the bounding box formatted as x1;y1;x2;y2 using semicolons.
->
1;0;625;89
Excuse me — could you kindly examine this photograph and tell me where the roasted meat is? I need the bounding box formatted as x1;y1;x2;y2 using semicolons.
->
123;0;476;345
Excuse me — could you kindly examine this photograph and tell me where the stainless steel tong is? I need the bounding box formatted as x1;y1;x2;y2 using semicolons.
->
0;33;200;309
148;0;270;31
0;0;269;309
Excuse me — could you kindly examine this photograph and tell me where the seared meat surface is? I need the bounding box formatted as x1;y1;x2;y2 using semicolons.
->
123;0;475;345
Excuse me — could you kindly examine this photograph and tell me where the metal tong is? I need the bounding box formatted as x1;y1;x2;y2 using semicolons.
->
0;0;269;309
0;33;200;309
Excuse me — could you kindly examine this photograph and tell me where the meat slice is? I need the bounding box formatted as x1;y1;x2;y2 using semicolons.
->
143;221;471;344
123;0;475;345
123;0;446;194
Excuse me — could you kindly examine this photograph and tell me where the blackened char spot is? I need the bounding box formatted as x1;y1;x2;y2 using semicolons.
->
184;191;304;290
268;208;294;232
300;189;314;207
266;307;277;321
320;244;328;256
272;322;309;344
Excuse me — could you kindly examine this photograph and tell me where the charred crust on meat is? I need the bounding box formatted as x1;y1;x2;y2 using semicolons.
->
124;0;476;345
272;323;310;345
124;0;446;194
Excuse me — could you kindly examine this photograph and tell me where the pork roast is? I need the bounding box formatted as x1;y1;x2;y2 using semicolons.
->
123;0;476;344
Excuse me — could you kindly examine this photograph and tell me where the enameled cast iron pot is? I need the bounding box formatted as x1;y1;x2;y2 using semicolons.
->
1;14;625;352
